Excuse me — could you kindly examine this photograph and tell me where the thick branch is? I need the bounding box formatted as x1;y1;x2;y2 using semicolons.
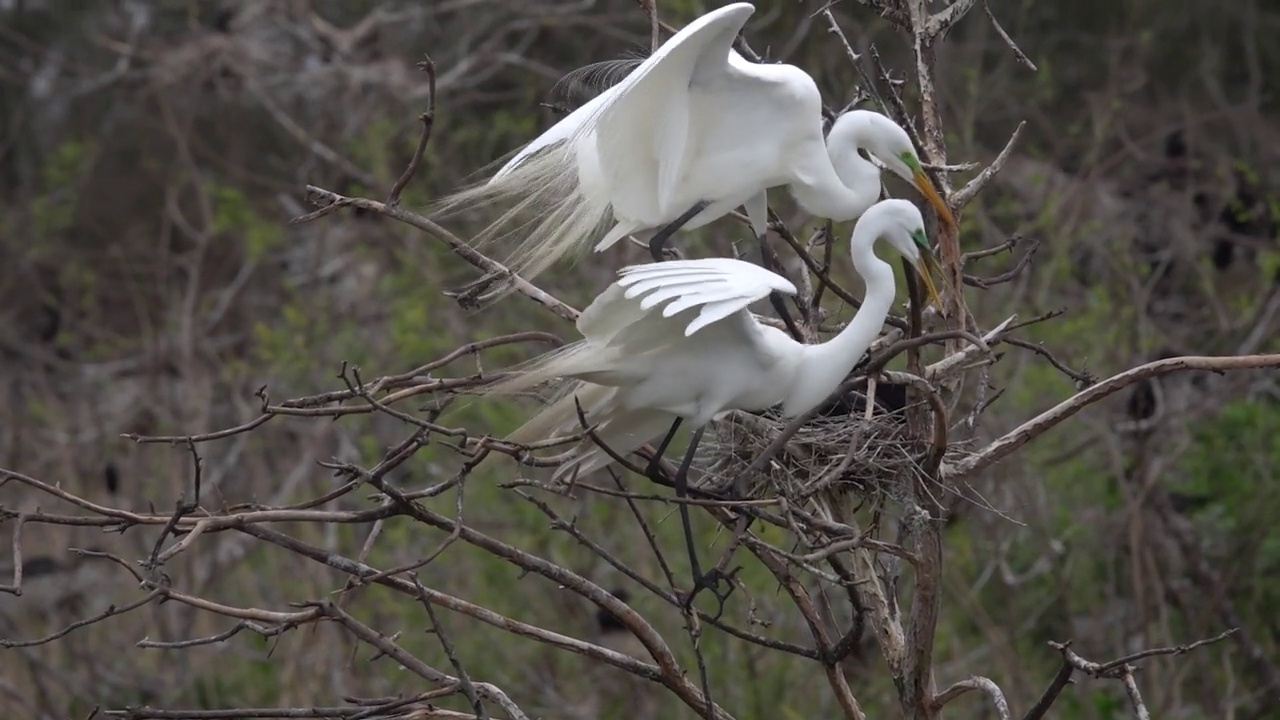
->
924;0;979;37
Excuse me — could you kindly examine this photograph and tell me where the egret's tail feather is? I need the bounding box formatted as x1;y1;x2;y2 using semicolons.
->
480;341;596;399
499;376;674;481
430;140;613;283
551;405;677;481
505;379;612;447
506;380;672;480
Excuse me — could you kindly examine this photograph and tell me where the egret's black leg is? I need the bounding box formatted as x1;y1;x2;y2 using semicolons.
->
644;417;683;477
758;233;806;342
639;419;731;612
669;426;735;615
768;291;805;342
649;201;710;262
673;427;706;584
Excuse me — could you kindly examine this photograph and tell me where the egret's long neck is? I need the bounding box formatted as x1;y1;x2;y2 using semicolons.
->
787;116;881;222
782;225;894;416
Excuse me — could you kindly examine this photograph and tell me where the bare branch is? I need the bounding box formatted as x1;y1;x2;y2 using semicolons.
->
952;121;1025;210
962;234;1041;289
1118;666;1151;720
292;186;580;323
924;0;979;37
1110;631;1241;672
1;590;164;648
931;676;1011;719
312;601;528;720
387;55;437;206
233;519;731;720
1003;337;1095;388
981;0;1037;70
1020;661;1075;720
925;314;1017;382
947;354;1280;480
417;588;487;720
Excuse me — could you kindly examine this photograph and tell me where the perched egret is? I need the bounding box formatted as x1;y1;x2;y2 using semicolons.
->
489;199;942;603
437;2;956;284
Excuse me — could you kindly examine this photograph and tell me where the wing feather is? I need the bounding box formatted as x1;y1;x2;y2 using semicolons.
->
686;297;754;336
576;283;647;343
654;89;689;214
615;258;796;338
660;285;755;316
624;274;725;298
493;258;792;401
591;4;755;220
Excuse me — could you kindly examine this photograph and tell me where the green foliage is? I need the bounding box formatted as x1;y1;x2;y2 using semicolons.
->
250;297;371;388
348;116;399;182
42;137;95;189
210;184;282;260
1183;401;1280;494
30;138;96;242
1181;399;1280;608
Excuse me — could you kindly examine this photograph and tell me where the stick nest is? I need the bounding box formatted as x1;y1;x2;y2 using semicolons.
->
696;390;927;506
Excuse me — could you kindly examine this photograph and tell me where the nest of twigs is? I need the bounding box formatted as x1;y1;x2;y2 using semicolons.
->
697;386;928;510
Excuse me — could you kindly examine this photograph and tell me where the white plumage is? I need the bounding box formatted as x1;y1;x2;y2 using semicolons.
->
489;199;943;477
436;2;955;281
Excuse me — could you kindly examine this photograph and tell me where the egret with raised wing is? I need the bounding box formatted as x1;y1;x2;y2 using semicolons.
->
436;2;955;285
487;199;942;606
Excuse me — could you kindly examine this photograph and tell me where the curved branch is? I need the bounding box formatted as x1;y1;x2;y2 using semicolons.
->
947;354;1280;481
931;676;1010;719
292;186;580;323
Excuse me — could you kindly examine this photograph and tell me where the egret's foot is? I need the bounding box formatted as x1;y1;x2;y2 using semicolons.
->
682;566;740;621
444;271;510;309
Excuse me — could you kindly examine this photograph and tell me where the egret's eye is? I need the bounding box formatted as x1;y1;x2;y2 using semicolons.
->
899;151;923;173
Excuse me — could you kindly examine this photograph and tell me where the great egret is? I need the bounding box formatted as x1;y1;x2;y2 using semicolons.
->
437;2;955;284
489;199;941;603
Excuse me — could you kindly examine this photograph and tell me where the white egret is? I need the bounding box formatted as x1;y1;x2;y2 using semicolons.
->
437;2;956;284
488;199;942;602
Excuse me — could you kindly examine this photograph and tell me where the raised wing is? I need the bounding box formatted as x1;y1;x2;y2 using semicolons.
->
591;4;755;220
493;4;755;216
615;258;796;337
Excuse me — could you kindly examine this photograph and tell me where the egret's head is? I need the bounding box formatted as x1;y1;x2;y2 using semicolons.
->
855;112;957;233
879;200;944;309
906;226;944;309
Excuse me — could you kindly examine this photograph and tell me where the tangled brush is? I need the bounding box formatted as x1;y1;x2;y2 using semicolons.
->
696;384;932;512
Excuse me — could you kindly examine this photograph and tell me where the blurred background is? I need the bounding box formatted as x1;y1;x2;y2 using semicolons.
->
1;0;1278;718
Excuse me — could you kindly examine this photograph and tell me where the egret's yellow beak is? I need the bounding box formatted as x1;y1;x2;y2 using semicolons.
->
910;167;957;233
916;248;944;309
